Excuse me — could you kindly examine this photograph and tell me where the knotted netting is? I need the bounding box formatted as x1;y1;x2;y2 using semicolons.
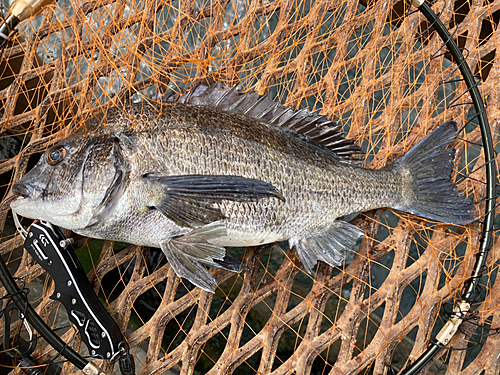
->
0;0;498;374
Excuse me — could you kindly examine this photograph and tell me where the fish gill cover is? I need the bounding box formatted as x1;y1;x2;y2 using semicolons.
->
0;0;498;374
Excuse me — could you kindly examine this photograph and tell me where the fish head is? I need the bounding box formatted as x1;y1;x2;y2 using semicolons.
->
10;134;127;230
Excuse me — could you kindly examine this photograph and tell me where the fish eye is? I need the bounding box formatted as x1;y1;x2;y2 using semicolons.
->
46;147;67;165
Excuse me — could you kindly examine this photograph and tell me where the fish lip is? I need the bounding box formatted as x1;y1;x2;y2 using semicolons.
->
11;183;44;200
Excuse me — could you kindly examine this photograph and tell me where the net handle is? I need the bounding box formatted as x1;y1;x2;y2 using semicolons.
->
400;2;497;374
0;253;89;370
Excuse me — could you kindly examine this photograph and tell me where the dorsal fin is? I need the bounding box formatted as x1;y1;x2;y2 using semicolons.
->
162;83;363;161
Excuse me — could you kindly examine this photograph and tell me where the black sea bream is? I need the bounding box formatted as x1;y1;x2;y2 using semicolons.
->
11;84;475;291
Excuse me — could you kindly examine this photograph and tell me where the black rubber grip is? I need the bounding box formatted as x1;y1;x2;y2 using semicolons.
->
119;353;136;375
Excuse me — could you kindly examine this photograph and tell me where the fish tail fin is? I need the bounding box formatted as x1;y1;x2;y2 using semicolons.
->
394;121;475;224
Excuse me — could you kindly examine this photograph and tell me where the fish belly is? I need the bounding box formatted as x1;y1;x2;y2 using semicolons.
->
209;228;286;247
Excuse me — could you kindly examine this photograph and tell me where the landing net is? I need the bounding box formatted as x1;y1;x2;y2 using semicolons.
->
0;0;498;374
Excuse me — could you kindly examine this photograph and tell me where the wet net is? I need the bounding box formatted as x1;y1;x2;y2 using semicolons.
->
0;0;498;373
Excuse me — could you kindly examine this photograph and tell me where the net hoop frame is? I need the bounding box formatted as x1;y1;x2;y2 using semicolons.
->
401;1;496;374
0;0;495;373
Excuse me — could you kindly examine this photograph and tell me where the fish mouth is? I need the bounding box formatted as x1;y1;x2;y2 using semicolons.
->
10;183;45;218
11;183;44;201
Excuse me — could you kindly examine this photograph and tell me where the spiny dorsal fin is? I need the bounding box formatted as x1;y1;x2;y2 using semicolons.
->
163;83;363;162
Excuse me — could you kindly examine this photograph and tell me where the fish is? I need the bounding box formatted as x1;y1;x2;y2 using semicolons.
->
10;83;475;292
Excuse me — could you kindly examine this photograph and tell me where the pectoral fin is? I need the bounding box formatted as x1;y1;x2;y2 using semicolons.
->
160;222;245;292
290;221;364;273
146;174;284;228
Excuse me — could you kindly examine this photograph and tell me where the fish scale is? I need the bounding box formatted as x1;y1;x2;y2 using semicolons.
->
110;105;415;239
10;84;475;291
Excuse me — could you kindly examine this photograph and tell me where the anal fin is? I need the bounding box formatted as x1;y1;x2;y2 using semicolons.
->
160;222;245;292
290;221;364;273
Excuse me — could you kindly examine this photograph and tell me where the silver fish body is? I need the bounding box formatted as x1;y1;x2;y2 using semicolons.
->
11;84;475;291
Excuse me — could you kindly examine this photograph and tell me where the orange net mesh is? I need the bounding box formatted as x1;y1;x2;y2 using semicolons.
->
0;0;499;374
